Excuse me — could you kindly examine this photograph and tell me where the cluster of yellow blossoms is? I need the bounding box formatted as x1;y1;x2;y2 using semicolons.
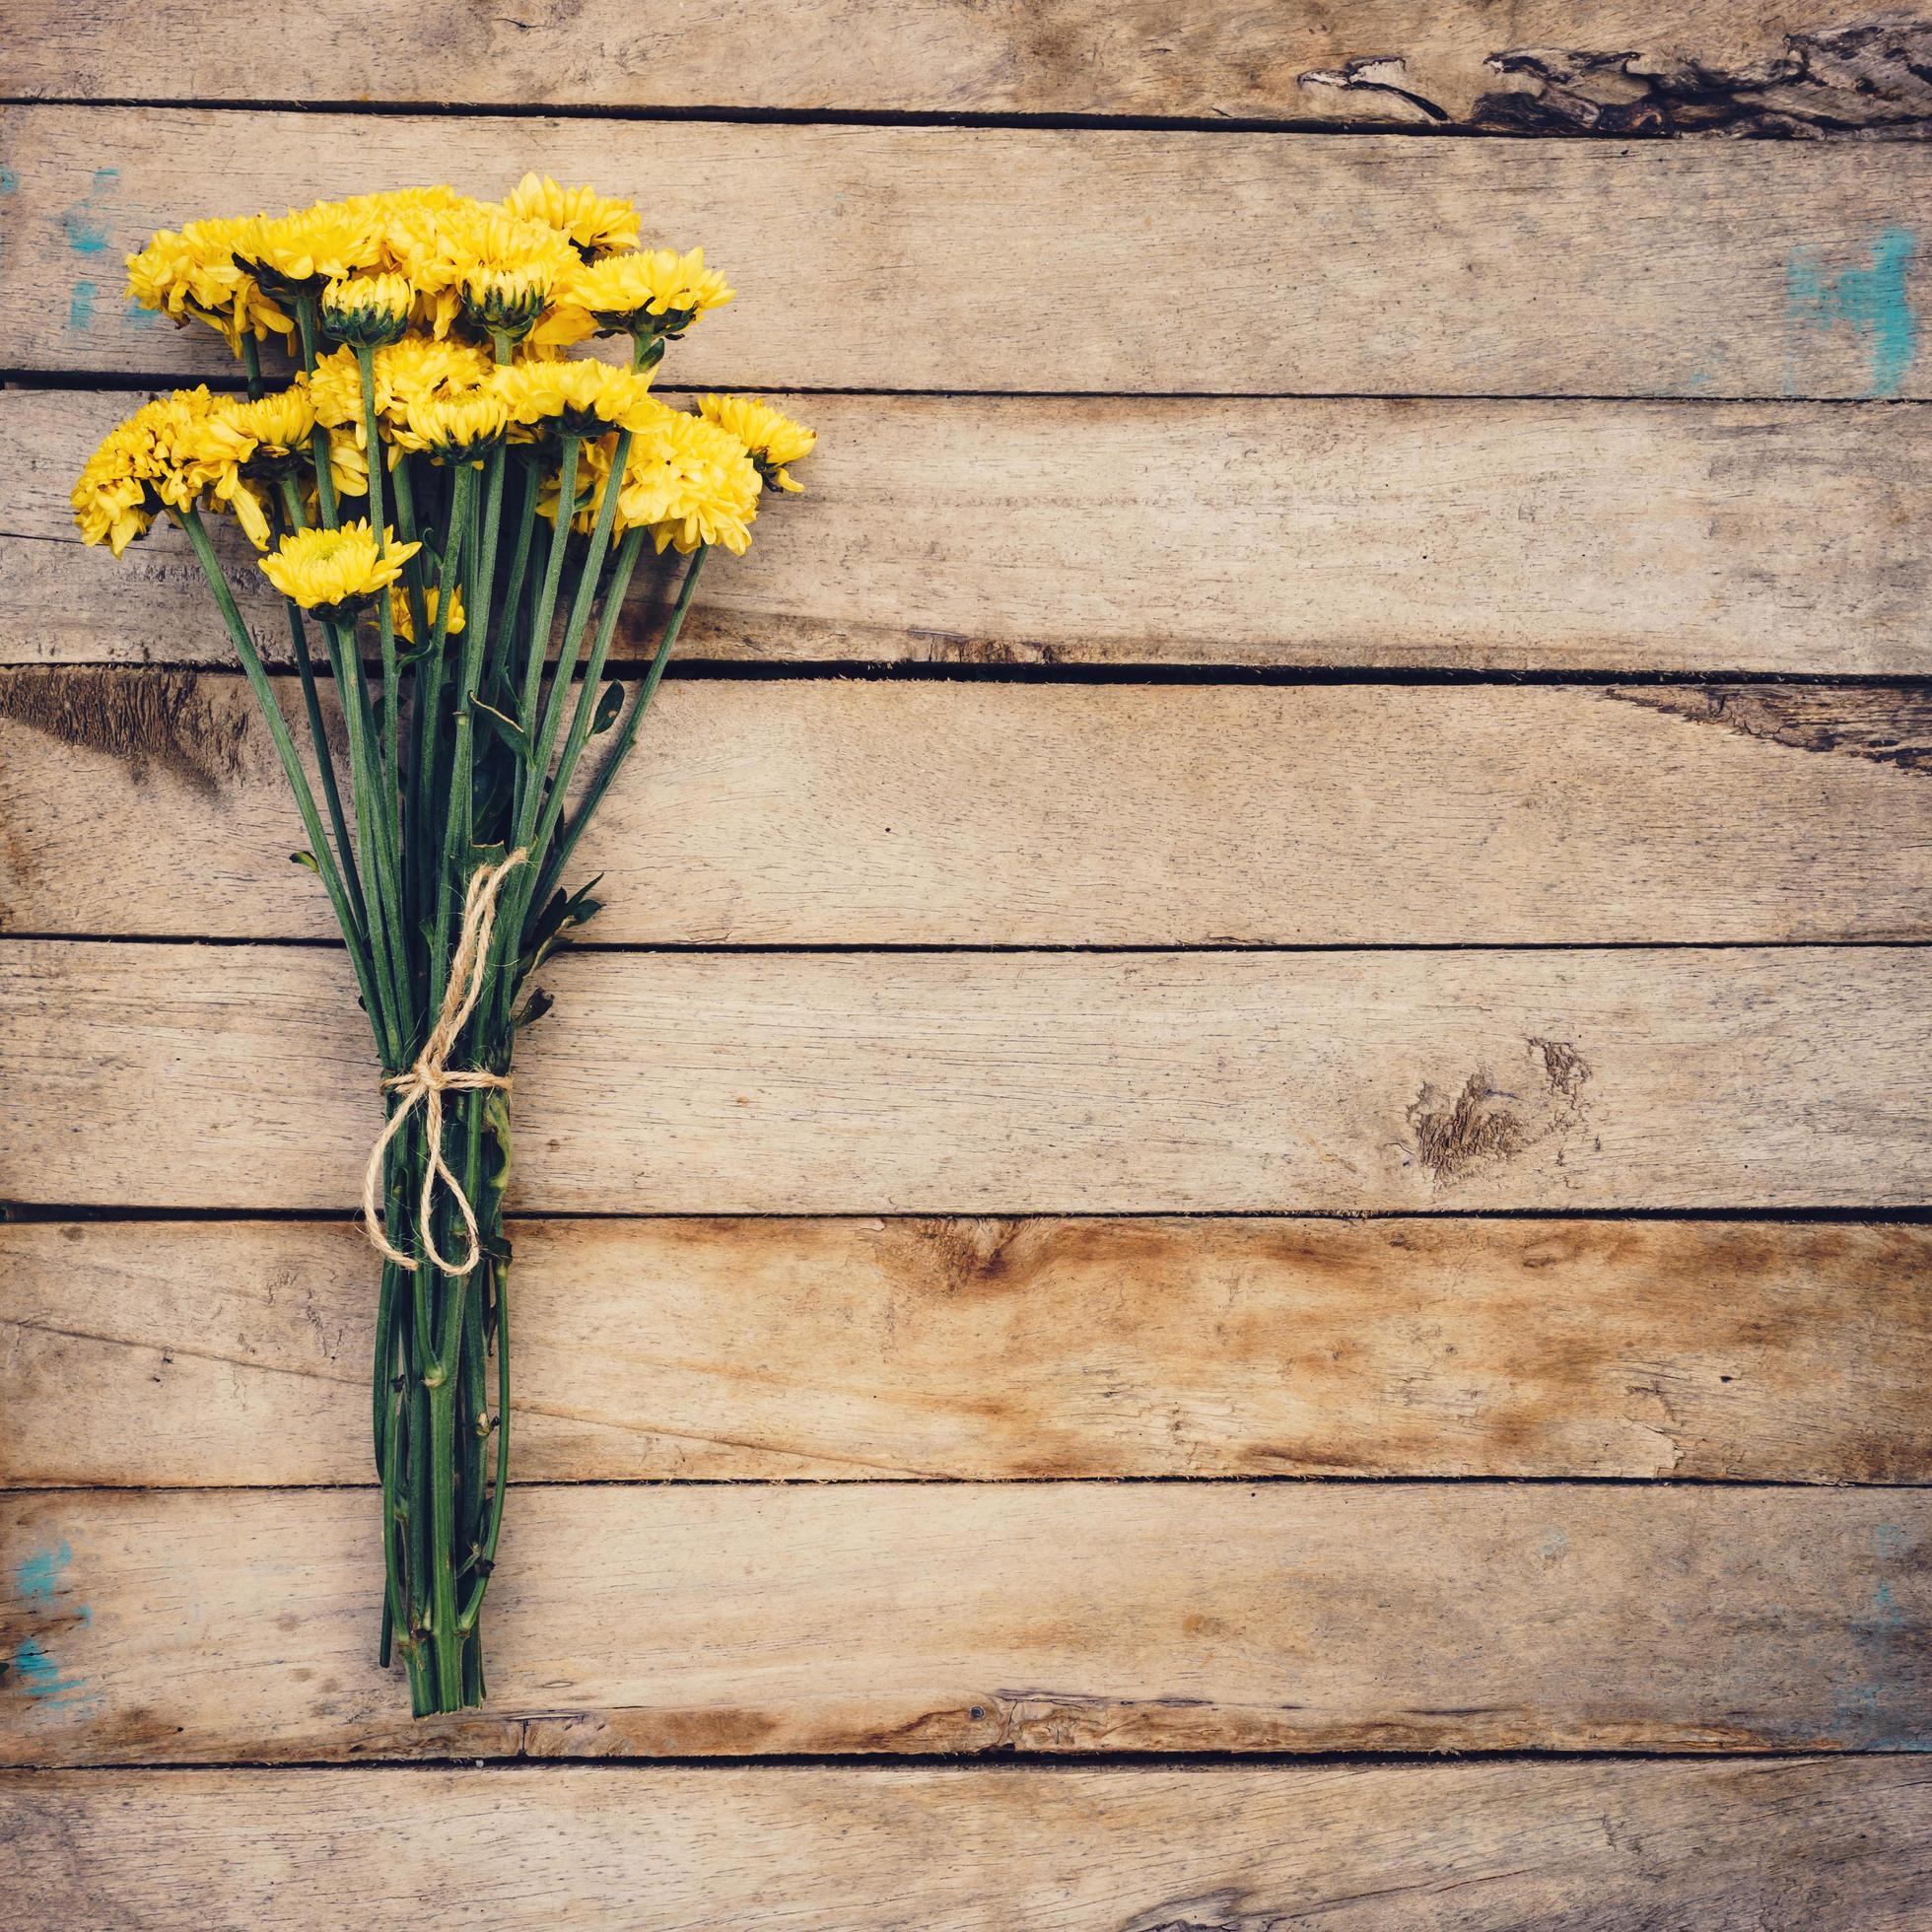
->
78;175;813;598
123;178;729;353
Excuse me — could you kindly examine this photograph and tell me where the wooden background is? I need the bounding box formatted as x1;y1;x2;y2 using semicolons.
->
4;4;1932;1923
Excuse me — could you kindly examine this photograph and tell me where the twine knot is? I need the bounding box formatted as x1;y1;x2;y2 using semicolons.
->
362;849;527;1276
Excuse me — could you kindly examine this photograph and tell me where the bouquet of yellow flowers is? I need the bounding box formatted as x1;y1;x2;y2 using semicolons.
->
73;176;815;1717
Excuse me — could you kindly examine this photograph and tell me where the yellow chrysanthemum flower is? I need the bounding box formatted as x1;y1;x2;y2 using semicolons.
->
71;415;160;556
503;172;641;257
225;380;318;461
319;271;414;348
307;346;367;433
616;409;763;556
238;201;386;291
325;427;371;500
495;359;665;437
260;521;420;615
390;583;463;642
392;206;577;340
394;385;511;462
461;264;554;341
379;333;497;399
310;337;494;442
697;394;816;493
554;246;733;339
126;215;293;354
72;385;274;552
214;472;275;549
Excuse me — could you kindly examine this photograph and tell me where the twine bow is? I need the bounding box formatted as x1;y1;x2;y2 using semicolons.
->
362;849;528;1275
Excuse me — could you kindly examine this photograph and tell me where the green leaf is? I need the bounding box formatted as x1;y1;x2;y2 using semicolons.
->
483;1088;515;1193
590;680;625;735
472;757;515;834
469;696;535;765
526;886;570;953
513;985;555;1031
290;850;319;873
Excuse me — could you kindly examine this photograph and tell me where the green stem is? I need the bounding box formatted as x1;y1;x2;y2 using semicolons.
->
176;509;384;1048
518;431;632;855
354;347;404;810
389;453;431;656
380;1351;424;1706
429;456;508;1016
519;524;643;904
405;1360;433;1705
513;435;580;757
273;474;368;942
412;462;474;932
534;545;708;916
427;1369;462;1707
294;296;340;527
318;615;408;1063
494;461;537;693
458;1256;510;1632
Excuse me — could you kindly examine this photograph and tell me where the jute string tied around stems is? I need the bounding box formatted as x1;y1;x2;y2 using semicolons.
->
362;848;528;1276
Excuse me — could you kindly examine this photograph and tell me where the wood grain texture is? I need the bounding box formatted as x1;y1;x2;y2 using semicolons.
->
7;670;1932;942
9;1;1929;132
9;1216;1929;1484
3;1484;1926;1762
5;1760;1931;1930
18;390;1932;673
4;943;1929;1212
6;108;1931;396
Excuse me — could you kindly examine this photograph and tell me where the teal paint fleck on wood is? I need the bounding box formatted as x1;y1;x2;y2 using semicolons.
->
5;1636;85;1703
13;1542;72;1604
5;1543;90;1707
1787;228;1919;397
67;281;96;329
60;165;119;254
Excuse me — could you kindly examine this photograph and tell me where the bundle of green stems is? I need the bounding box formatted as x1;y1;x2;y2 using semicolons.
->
185;320;705;1715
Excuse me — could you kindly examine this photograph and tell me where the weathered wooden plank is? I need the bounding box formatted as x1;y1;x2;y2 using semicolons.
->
5;1760;1930;1930
7;670;1931;942
15;389;1931;671
3;1484;1925;1761
9;1216;1928;1484
5;108;1930;396
3;943;1928;1212
10;1;1930;135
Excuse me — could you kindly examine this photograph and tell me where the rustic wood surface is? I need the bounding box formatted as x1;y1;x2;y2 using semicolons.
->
4;942;1928;1211
19;389;1932;671
7;670;1932;942
8;1215;1928;1485
7;109;1931;396
6;1760;1931;1930
4;1484;1925;1762
12;1;1930;132
6;9;1931;1918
